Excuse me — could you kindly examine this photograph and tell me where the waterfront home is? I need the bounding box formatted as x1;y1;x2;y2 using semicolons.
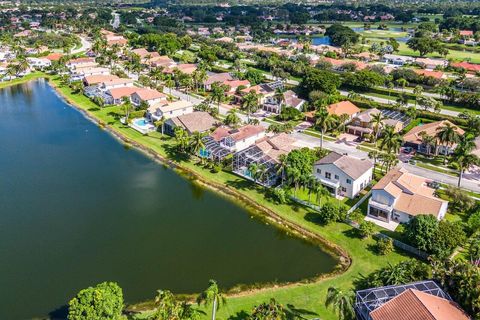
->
403;120;464;155
131;88;166;107
103;87;139;105
327;100;361;121
147;99;194;120
27;57;51;69
313;151;373;199
163;111;217;135
347;108;404;137
98;78;134;91
210;125;266;152
263;90;306;113
355;281;470;320
83;75;119;86
66;57;96;70
368;168;448;224
74;66;111;79
233;133;298;186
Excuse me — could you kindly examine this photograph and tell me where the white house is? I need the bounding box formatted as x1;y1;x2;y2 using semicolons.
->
98;78;134;92
147;100;194;120
210;125;266;152
27;57;51;69
103;87;140;105
368;168;448;224
313;152;373;199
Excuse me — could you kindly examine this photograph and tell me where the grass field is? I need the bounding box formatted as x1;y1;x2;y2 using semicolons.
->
45;75;411;320
0;72;44;89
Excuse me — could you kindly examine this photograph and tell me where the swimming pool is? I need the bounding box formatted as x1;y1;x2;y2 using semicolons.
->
131;117;155;134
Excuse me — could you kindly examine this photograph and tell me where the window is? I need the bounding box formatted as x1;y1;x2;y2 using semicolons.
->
316;168;321;174
341;187;346;192
346;179;352;184
334;174;339;180
325;172;331;179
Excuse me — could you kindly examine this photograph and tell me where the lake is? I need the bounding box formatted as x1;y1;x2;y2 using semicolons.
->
0;80;338;319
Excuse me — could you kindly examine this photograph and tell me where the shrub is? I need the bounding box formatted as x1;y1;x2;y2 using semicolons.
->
68;282;123;320
318;202;348;224
467;211;480;234
376;238;394;255
358;221;376;238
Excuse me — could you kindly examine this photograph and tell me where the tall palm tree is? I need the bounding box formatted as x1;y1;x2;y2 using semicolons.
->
224;109;241;127
248;163;259;183
380;126;402;154
197;280;226;320
325;287;355;320
368;150;379;172
275;154;288;186
436;123;460;164
315;107;335;149
413;85;423;108
452;135;478;187
121;96;133;123
189;132;206;157
174;127;190;153
314;183;329;207
210;82;227;114
241;90;260;123
154;116;167;136
419;131;436;156
369;112;386;147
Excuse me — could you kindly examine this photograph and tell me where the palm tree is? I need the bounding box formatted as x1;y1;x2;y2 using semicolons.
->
154;116;167;136
380;126;402;154
275;154;288;186
314;183;329;207
210;82;227;114
315;107;335;149
413;85;423;108
121;97;133;123
189;132;206;157
419;131;436;156
197;280;226;320
368;150;380;172
248;163;259;183
174;127;190;153
436;123;460;164
164;77;175;95
241;90;260;123
325;287;355;320
369;112;386;147
149;67;163;87
452;135;478;187
224;109;241;127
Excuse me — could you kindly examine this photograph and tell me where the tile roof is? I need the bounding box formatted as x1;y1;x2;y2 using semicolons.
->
372;168;447;218
45;52;63;61
107;87;140;99
451;61;480;72
414;69;445;79
211;125;265;142
84;75;119;85
315;151;373;179
371;289;470;320
403;120;464;145
205;72;233;86
170;111;217;133
327;101;361;117
133;88;165;101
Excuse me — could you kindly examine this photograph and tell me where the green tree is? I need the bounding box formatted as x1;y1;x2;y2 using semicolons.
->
250;298;287;320
405;215;438;252
241;90;260;123
376;238;394;255
210;82;228;114
358;221;376;238
436;122;460;163
68;282;123;320
325;287;355;320
224;109;241;127
197;280;226;320
379;126;402;154
315;107;336;149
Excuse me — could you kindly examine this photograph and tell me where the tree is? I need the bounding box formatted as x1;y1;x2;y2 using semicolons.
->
325;287;355;320
376;238;394;255
467;211;480;234
434;221;467;257
250;298;287;320
224;109;241;127
369;112;385;147
197;280;226;320
436;122;460;163
154;116;167;136
407;37;446;56
300;68;341;95
122;96;133;123
358;221;376;238
419;131;436;156
315;107;336;149
413;85;423;108
318;202;348;225
174;127;190;153
241;90;260;123
189;132;207;157
325;24;359;47
379;126;402;154
149;290;200;320
68;282;123;320
405;215;438;252
452;135;478;187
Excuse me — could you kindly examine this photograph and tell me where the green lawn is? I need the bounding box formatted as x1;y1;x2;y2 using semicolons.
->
47;75;411;320
0;72;44;89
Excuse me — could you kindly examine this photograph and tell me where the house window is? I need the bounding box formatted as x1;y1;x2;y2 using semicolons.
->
346;179;352;184
316;168;321;174
334;174;339;180
341;187;347;192
325;172;331;179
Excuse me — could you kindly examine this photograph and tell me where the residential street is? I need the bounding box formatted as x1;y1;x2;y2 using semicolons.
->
165;87;480;193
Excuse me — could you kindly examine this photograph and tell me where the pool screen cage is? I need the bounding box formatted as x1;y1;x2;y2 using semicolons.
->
354;280;452;320
201;136;231;161
233;145;279;187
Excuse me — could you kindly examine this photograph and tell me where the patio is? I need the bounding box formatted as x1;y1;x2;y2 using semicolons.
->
365;216;399;231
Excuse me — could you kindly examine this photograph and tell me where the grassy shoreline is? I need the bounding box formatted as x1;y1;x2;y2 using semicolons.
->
0;72;44;89
5;76;410;320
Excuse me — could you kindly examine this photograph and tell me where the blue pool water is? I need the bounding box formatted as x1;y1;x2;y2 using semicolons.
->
134;118;148;126
312;36;331;45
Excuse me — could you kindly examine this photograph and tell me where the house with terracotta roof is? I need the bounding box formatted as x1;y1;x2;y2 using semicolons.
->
415;57;448;70
131;48;161;64
451;61;480;74
223;79;251;94
355;280;470;320
368;167;448;223
164;63;197;75
459;30;474;37
104;87;140;105
203;72;233;91
327;101;361;121
164;111;217;136
131;88;166;107
83;75;119;86
238;81;283;105
210;125;266;152
347;108;404;137
147;99;194;120
98;78;134;91
263;90;306;113
414;69;446;80
313;151;373;199
321;57;367;71
233;133;298;186
403;120;464;155
149;56;176;68
67;57;96;70
45;53;63;62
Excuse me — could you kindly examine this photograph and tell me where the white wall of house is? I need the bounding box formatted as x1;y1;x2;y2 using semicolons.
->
131;93;164;107
313;164;372;199
100;82;134;91
151;105;194;120
220;131;265;152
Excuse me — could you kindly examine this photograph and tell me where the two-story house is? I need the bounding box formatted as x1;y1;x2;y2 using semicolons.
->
131;88;166;107
147;100;194;121
263;90;306;114
210;125;266;152
313;152;373;199
368;168;448;224
347;108;403;137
